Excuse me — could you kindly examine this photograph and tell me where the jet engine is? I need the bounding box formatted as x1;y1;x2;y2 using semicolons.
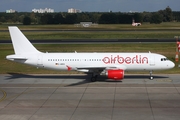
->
106;69;124;80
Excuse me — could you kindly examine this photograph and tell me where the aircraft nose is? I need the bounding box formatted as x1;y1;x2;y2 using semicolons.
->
169;61;175;68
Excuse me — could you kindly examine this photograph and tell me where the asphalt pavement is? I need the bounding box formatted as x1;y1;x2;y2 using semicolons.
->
0;74;180;120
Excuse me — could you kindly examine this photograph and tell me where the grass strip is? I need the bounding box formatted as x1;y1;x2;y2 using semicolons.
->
0;31;180;40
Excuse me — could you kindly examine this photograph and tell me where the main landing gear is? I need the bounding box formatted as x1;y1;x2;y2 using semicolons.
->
149;71;153;80
91;74;98;82
91;75;98;82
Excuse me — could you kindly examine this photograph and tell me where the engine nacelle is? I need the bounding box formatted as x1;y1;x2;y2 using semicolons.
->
106;69;124;80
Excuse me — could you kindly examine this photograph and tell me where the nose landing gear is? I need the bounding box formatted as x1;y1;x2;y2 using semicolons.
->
149;71;154;80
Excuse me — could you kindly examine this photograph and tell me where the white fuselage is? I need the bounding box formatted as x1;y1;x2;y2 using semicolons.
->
8;52;174;72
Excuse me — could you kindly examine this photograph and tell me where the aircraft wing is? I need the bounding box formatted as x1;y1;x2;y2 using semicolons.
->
76;65;127;73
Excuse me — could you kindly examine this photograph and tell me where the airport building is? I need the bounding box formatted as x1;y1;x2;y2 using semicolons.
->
68;8;81;13
32;8;54;13
6;9;16;13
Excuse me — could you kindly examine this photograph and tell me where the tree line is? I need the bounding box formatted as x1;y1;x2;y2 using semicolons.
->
0;6;180;25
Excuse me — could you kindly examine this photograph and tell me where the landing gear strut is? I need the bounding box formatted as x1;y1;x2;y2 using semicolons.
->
149;71;153;80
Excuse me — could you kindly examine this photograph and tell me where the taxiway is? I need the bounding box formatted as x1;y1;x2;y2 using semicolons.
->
0;74;180;120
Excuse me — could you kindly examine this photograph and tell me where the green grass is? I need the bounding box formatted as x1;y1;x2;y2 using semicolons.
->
1;31;180;40
0;43;179;74
1;23;180;40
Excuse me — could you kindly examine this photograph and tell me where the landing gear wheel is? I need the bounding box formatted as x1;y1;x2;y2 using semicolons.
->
150;76;154;80
91;75;97;82
91;77;97;82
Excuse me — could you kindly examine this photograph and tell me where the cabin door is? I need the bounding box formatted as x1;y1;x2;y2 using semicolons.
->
149;55;155;66
37;55;43;67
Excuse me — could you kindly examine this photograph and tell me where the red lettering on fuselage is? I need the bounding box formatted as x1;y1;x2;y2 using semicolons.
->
102;55;148;64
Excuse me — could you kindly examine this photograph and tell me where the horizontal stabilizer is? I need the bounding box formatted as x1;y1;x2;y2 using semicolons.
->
6;55;27;60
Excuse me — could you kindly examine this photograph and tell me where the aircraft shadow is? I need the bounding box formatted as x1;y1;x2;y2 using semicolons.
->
124;75;168;79
5;73;91;87
6;73;168;79
5;73;169;87
6;72;90;80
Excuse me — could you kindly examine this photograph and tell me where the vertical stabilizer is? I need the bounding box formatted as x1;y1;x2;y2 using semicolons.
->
8;26;40;55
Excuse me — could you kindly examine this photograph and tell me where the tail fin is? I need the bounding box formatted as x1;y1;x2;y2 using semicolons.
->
8;26;40;55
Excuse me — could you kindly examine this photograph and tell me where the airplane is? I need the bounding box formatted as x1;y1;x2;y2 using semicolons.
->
6;26;175;82
132;19;141;26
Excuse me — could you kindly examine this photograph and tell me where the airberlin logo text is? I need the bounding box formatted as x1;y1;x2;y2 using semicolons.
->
102;55;148;64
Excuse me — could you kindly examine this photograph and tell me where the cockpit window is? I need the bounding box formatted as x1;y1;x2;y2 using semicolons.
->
161;58;168;61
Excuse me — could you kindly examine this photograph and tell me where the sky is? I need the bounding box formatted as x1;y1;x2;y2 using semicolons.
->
0;0;179;12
